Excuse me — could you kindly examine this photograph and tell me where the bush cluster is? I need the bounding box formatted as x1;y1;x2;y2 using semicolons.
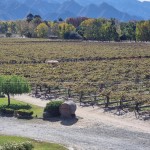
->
0;105;33;119
0;141;33;150
43;101;63;118
16;109;33;119
0;108;14;116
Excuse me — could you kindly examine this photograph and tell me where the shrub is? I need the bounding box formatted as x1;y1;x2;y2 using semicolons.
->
0;108;14;116
21;142;33;150
44;100;63;118
1;141;33;150
0;104;33;118
16;109;33;119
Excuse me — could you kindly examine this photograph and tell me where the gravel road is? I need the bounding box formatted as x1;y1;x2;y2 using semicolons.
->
0;117;150;150
0;95;149;150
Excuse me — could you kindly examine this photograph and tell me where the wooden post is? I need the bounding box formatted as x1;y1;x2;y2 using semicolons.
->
68;88;71;98
79;91;83;106
48;86;51;94
105;95;109;108
35;85;38;95
135;102;140;114
94;91;97;104
40;85;42;92
120;98;123;109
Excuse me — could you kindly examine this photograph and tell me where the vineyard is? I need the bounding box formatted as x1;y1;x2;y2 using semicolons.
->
0;38;150;116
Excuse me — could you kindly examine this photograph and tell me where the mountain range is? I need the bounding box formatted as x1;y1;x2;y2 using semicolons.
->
0;0;150;21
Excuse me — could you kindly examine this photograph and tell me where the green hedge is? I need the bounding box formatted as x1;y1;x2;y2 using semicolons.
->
44;101;63;118
16;109;33;119
0;108;14;116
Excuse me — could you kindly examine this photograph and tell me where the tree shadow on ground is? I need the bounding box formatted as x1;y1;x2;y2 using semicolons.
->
103;106;117;112
43;117;79;126
60;117;78;126
138;112;150;121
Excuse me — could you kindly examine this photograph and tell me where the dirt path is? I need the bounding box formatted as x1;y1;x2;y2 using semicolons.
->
0;94;148;150
13;94;150;133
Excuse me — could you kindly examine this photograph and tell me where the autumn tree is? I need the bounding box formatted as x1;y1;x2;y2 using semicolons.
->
58;22;75;38
48;22;59;36
79;18;119;41
16;20;29;36
16;20;35;37
0;75;31;106
66;17;88;28
79;18;96;40
36;22;49;38
136;21;150;41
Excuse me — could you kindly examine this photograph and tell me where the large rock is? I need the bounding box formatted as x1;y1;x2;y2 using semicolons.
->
59;101;77;118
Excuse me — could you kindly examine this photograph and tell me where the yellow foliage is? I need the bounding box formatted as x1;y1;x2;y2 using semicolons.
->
58;22;75;37
36;23;49;38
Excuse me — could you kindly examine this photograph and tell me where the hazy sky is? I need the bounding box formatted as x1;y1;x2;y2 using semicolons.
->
139;0;150;1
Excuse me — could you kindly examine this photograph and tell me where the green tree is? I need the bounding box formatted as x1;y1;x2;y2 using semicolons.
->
120;22;136;41
0;22;8;34
26;13;34;23
33;15;42;25
0;75;31;106
79;19;95;40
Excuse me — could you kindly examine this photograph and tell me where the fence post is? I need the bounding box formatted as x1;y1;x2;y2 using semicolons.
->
94;91;97;104
79;91;83;106
35;85;38;95
47;86;50;94
120;98;123;109
135;102;140;114
67;88;71;98
105;95;110;108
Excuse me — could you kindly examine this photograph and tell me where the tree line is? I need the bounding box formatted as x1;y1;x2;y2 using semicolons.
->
0;13;150;41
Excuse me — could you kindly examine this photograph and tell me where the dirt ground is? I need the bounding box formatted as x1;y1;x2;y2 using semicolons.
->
0;94;149;150
13;94;150;133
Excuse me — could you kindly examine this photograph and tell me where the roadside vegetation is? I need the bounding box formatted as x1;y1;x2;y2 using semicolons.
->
0;98;43;118
0;135;67;150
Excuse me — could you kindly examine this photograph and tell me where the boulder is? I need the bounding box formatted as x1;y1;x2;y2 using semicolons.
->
59;101;77;118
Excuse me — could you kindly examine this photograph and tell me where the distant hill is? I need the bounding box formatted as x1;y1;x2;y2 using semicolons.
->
78;2;141;21
55;0;150;20
0;0;149;21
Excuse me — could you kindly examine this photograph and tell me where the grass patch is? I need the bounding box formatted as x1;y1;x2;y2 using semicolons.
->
0;135;67;150
0;98;43;118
